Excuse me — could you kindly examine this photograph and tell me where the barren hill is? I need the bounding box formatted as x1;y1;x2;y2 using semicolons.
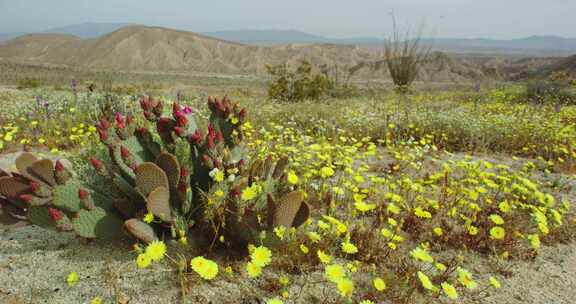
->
0;25;493;82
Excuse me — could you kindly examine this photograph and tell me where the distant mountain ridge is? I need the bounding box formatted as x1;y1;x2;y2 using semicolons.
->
0;25;495;83
1;23;575;55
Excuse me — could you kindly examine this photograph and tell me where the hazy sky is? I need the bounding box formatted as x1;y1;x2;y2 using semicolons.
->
1;0;575;38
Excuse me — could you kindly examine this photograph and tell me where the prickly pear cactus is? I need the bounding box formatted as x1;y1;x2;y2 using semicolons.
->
0;152;123;239
0;95;312;247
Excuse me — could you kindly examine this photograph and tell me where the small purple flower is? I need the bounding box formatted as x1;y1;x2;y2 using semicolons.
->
183;106;193;114
474;80;481;92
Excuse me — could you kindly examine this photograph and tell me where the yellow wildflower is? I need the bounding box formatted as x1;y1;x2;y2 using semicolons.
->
325;264;346;283
251;246;272;267
373;277;386;291
190;256;219;280
145;240;167;262
246;261;262;278
136;253;152;269
441;282;458;299
67;271;79;287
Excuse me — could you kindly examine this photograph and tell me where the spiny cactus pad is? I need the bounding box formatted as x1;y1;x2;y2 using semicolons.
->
155;152;180;190
124;218;158;243
73;207;124;239
135;162;169;197
273;191;309;228
28;159;57;186
52;180;83;213
147;186;172;222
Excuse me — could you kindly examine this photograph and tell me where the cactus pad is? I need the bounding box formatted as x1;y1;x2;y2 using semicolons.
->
147;186;172;222
28;159;57;186
52;181;83;212
156;152;180;190
15;152;37;180
273;191;308;228
135;162;169;197
124;218;158;243
0;177;29;199
27;206;57;229
73;207;123;239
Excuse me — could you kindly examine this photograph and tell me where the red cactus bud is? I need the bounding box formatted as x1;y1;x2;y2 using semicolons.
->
115;112;125;129
157;117;171;132
78;188;89;200
55;160;64;172
90;157;103;170
231;187;241;197
47;207;63;221
97;129;108;141
19;194;33;203
99;118;111;130
215;100;224;113
30;181;40;192
180;167;189;178
207;134;215;149
189;129;202;145
213;159;221;169
174;126;186;137
238;159;245;167
120;146;130;159
239;108;247;121
175;112;188;127
140;97;151;111
172;102;181;116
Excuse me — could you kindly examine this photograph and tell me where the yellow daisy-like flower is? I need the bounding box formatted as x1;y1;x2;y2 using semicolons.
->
527;234;541;249
66;271;79;287
468;226;479;236
266;298;283;304
246;261;262;278
300;244;309;254
143;212;154;223
414;207;432;218
190;256;219;280
355;201;376;212
136;253;152;269
319;166;335;179
489;214;505;225
274;226;286;241
359;301;374;304
490;226;506;240
373;277;386;291
441;282;458;299
241;184;259;201
145;240;167;262
251;246;272;267
287;171;299;185
410;247;434;263
489;276;501;289
90;297;103;304
433;227;443;236
341;241;358;254
325;264;346;283
317;250;332;264
336;278;354;297
417;271;434;290
457;267;477;289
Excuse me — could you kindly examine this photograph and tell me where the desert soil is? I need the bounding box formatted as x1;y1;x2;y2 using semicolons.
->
1;152;575;304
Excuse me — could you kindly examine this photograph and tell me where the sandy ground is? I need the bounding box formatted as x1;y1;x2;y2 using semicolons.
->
1;151;575;304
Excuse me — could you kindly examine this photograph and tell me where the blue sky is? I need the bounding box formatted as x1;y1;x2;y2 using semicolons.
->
0;0;575;38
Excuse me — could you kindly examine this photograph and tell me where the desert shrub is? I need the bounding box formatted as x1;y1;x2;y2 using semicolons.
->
522;80;576;105
266;61;357;102
16;77;42;89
